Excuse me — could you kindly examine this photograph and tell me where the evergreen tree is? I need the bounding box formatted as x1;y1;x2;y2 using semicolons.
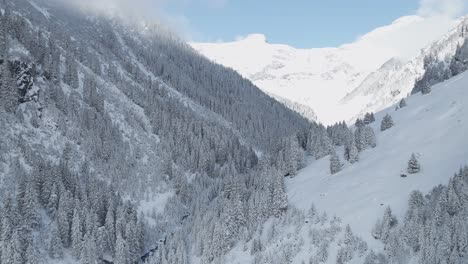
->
115;234;129;264
380;207;398;243
364;126;377;149
23;179;40;229
271;171;288;216
399;98;407;108
71;208;83;258
330;151;343;175
422;83;432;94
25;244;39;264
364;113;375;125
407;153;421;174
380;114;394;131
49;226;63;259
344;139;359;164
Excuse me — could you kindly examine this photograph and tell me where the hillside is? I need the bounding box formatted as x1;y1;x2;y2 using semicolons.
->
0;0;313;263
216;56;468;264
285;68;468;261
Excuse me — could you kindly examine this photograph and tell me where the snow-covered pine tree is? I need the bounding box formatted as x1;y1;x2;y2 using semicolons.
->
364;126;377;149
344;138;359;164
25;243;39;264
330;151;343;175
71;208;83;258
380;114;394;131
49;226;63;259
115;234;129;264
407;153;421;174
380;207;398;243
399;98;407;108
422;82;432;94
355;118;365;128
271;171;288;216
364;113;375;125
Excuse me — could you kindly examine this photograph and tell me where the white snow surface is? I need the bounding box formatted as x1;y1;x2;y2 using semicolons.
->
191;15;460;125
286;69;468;246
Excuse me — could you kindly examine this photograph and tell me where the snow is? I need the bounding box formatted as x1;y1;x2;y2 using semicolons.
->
138;191;174;226
341;16;468;124
29;0;50;19
286;70;468;246
191;15;459;125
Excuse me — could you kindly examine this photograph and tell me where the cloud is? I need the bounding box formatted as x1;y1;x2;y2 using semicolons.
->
49;0;225;40
417;0;467;18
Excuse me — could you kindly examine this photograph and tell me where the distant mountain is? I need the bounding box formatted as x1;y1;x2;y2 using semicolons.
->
342;16;468;120
191;16;459;124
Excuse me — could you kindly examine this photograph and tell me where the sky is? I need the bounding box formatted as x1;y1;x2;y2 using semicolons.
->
60;0;468;48
158;0;467;48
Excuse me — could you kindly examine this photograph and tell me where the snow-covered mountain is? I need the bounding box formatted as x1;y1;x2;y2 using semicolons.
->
0;0;311;263
191;15;460;125
223;59;468;264
3;0;468;263
342;16;468;120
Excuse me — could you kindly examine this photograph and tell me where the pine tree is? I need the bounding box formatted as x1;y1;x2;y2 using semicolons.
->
330;151;343;175
57;190;72;247
71;208;83;258
271;171;288;216
115;234;129;264
364;113;375;125
49;226;63;259
399;98;407;108
23;179;40;229
372;219;382;240
316;242;328;262
422;83;431;94
105;202;116;253
380;114;394;131
380;207;397;243
407;153;421;174
10;229;24;264
344;139;359;164
81;233;98;264
25;244;39;264
364;126;377;149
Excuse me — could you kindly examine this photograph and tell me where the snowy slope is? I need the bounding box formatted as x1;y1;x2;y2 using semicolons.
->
286;69;468;248
191;16;459;125
342;16;468;121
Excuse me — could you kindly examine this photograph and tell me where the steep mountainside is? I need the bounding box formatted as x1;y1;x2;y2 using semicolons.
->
342;16;468;121
0;0;315;263
191;16;459;124
285;69;468;263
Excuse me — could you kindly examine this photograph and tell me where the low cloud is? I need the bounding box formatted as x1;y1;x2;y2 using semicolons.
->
417;0;467;18
49;0;227;40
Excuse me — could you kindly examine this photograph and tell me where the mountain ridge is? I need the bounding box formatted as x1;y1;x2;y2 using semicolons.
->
191;15;460;124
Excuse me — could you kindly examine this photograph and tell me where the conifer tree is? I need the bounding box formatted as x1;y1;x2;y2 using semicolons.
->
344;139;359;164
271;172;288;216
115;234;129;264
407;153;421;174
399;98;407;108
71;208;83;258
380;114;394;131
49;226;63;259
330;151;343;175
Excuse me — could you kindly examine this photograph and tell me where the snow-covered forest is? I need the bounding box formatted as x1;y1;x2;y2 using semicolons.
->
1;0;468;263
